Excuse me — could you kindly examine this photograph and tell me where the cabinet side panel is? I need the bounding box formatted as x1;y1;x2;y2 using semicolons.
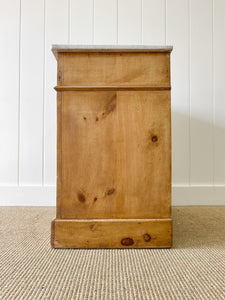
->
61;91;118;218
116;91;171;218
60;90;171;219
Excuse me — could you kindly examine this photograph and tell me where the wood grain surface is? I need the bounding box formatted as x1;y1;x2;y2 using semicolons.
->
60;90;171;219
53;50;172;248
60;52;170;87
51;218;172;248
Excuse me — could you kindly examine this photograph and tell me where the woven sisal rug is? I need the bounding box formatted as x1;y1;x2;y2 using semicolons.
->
0;207;225;299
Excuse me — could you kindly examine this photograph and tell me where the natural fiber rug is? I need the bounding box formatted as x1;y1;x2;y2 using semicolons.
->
0;207;225;300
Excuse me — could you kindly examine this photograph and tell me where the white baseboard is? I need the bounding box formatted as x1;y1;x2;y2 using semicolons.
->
172;185;225;205
0;185;225;206
0;186;56;206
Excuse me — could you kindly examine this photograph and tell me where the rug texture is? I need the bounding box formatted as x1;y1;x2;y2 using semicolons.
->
0;207;225;300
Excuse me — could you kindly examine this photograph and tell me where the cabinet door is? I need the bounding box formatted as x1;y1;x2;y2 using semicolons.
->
60;90;171;219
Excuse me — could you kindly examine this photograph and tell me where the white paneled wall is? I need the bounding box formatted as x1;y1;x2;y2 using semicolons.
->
167;0;190;184
1;0;225;205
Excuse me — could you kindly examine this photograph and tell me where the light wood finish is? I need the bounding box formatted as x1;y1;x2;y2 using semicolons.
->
60;91;171;219
54;86;171;91
56;92;62;219
51;218;172;249
60;52;170;87
51;46;172;248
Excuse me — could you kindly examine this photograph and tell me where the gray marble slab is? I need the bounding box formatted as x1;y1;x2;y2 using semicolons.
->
52;44;173;57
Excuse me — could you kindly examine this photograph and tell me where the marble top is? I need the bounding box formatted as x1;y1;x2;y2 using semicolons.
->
52;44;173;57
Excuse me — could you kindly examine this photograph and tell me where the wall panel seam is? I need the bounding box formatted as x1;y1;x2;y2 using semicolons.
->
141;0;143;44
188;0;191;186
212;0;215;186
42;0;46;186
68;0;71;43
18;0;22;186
92;0;95;43
165;0;167;44
116;0;118;44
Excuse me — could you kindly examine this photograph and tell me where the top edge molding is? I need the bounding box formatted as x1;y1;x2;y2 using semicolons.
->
52;44;173;58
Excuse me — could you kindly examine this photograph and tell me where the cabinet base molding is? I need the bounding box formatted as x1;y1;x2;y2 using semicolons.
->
51;218;172;249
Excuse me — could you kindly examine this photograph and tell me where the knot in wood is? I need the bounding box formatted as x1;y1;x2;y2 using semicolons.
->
143;233;151;242
121;237;134;246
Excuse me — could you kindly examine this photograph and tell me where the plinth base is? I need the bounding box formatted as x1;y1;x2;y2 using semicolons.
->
51;218;172;249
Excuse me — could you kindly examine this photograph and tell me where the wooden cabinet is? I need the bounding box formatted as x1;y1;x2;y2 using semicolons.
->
51;45;173;249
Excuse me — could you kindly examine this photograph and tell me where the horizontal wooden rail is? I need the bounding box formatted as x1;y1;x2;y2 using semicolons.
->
54;85;171;91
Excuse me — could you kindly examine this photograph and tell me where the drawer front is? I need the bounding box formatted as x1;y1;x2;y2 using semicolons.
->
60;90;171;219
59;52;170;87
